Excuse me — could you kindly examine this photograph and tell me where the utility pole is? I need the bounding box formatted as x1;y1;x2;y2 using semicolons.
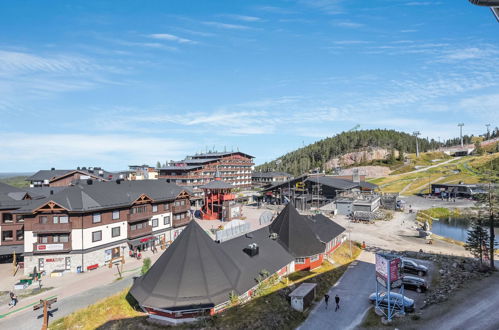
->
486;124;491;139
458;123;464;147
33;297;57;330
413;131;420;157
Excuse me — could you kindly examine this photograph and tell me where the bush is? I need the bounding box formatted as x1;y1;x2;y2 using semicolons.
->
141;258;151;275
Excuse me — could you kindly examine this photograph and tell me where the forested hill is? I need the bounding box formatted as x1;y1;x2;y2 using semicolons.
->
256;129;440;175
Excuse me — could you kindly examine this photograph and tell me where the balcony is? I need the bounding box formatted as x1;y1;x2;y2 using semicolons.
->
172;217;191;228
33;241;71;254
172;203;190;214
32;222;72;233
128;224;152;239
128;212;152;223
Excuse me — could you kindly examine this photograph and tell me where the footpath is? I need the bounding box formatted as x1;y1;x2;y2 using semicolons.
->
298;251;375;330
0;249;161;326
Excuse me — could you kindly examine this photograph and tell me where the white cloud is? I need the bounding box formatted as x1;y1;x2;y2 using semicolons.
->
148;33;197;44
299;0;345;15
202;21;252;30
224;14;262;22
333;20;364;28
0;133;192;170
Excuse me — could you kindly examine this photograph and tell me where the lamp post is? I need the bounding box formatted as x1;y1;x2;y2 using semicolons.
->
458;123;464;148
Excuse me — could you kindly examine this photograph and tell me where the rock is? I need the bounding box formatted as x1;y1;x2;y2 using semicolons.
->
452;262;458;268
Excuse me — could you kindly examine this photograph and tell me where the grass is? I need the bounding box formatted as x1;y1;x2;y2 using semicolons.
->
0;176;29;188
49;242;362;330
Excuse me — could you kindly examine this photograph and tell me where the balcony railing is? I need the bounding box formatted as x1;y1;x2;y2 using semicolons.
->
128;212;152;223
32;222;72;233
128;224;152;239
33;241;71;253
172;217;191;228
172;203;190;214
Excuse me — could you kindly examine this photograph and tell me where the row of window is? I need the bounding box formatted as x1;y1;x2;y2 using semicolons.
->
40;215;69;224
295;255;320;264
91;226;121;242
39;234;69;243
1;230;23;241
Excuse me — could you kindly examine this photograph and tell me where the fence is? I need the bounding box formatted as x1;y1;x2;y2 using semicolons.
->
215;220;251;242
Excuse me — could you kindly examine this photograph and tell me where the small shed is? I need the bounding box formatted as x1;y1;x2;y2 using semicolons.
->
289;283;317;312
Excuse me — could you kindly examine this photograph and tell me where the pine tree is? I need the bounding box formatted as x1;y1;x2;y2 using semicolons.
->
465;218;489;265
156;161;161;168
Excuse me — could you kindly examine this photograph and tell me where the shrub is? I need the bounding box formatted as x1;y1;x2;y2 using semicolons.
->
141;257;151;275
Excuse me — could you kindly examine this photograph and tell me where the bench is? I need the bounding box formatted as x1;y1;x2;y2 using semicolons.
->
87;264;98;271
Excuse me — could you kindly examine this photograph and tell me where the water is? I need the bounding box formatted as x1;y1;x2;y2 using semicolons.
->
431;217;499;244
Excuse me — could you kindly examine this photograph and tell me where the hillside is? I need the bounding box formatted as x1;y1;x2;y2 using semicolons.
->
256;129;440;176
0;176;29;188
370;153;499;195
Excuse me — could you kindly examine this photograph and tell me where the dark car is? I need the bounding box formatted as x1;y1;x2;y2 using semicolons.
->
401;258;428;276
368;292;415;313
402;275;428;293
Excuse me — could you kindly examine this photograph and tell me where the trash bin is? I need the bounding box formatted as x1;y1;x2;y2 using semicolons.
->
76;266;82;273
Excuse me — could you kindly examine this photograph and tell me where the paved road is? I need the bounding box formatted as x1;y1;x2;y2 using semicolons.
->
0;273;135;329
299;251;375;330
420;272;499;330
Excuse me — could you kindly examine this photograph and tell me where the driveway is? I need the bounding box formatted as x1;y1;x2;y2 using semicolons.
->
298;251;375;330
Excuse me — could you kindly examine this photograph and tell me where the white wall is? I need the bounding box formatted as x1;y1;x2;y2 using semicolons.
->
150;212;172;233
72;221;128;250
23;231;36;252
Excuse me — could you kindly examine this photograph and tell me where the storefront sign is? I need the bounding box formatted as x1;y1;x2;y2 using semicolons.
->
140;236;154;243
375;254;401;287
45;258;63;263
37;244;64;251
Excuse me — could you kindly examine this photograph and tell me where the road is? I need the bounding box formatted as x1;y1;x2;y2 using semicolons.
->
298;251;375;330
0;273;135;329
418;272;499;330
392;157;461;177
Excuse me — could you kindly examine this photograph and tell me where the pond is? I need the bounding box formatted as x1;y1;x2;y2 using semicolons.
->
431;217;499;244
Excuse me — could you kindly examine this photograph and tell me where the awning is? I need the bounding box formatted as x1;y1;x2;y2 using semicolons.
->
128;236;156;247
0;244;24;256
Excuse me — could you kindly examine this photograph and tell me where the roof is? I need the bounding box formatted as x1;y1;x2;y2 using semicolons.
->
200;180;234;190
27;168;121;183
269;203;325;258
252;172;292;179
308;214;346;243
24;186;68;198
158;165;202;171
14;180;188;213
0;182;40;210
305;176;359;190
358;181;379;190
183;158;219;164
220;226;294;296
189;151;254;159
289;283;317;298
27;169;72;181
130;221;242;310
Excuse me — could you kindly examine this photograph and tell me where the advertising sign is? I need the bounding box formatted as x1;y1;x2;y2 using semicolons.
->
375;254;401;288
37;244;64;251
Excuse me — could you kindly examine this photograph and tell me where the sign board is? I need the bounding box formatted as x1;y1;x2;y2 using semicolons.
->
37;244;64;251
375;254;401;286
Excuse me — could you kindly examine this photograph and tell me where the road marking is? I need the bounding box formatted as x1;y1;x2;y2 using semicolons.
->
0;295;57;319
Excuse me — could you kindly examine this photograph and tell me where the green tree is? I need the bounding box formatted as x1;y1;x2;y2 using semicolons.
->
141;257;151;275
474;141;484;156
465;218;489;265
156;161;161;168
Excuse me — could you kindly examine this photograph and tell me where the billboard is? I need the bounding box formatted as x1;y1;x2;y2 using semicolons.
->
375;254;401;288
36;244;64;251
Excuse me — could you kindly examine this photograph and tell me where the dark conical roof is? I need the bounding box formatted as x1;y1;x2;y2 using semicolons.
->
130;221;242;310
269;203;325;258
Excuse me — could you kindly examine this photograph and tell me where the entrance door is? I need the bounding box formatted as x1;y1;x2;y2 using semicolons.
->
65;257;71;270
38;258;44;272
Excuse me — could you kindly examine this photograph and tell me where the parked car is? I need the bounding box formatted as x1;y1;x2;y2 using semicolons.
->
402;275;428;293
401;258;428;276
368;292;415;312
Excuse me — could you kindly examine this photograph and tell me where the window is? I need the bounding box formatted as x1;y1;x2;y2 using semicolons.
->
295;258;306;264
112;211;120;220
152;219;158;228
92;231;102;242
131;206;147;214
40;216;48;224
53;235;59;243
2;230;13;241
59;234;69;243
16;230;24;240
59;216;69;224
2;213;13;223
163;216;171;226
152;205;158;212
180;200;185;206
16;215;24;223
112;227;120;237
175;200;180;206
137;222;143;229
130;224;137;231
164;203;170;211
310;254;320;262
92;213;101;223
40;236;48;244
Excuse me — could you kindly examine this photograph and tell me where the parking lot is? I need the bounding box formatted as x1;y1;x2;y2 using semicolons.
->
398;257;434;312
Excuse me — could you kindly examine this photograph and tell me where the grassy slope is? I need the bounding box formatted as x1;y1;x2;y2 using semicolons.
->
0;176;29;188
50;242;362;330
370;153;499;195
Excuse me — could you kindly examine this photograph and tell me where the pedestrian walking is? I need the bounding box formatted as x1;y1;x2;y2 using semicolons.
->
324;294;330;309
38;278;42;290
335;294;340;311
8;292;17;308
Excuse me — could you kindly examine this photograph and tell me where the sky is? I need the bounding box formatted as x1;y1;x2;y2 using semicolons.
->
0;0;498;172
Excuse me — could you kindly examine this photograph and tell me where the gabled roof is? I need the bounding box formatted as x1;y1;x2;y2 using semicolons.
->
0;182;40;210
252;172;292;179
27;168;120;183
189;151;254;159
130;221;242;310
305;176;359;190
14;180;188;213
308;214;346;243
200;180;234;190
269;203;325;258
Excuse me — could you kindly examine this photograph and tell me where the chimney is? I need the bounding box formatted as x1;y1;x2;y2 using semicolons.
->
50;190;54;195
51;167;55;171
244;243;259;257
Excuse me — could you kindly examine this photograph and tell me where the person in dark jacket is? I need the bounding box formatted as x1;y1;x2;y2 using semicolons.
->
335;294;340;311
324;293;330;309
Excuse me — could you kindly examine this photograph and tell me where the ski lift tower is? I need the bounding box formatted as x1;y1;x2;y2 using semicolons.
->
375;253;405;322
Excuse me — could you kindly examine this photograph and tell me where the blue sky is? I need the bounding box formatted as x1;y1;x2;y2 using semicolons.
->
1;0;498;172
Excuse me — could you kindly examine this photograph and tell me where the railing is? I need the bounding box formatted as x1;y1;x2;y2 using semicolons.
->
172;217;191;228
128;224;152;239
128;212;152;223
172;204;190;214
33;241;71;253
32;222;72;233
